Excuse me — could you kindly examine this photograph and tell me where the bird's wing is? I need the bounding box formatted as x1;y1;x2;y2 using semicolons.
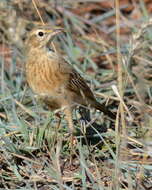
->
57;58;115;119
58;57;95;100
68;68;96;100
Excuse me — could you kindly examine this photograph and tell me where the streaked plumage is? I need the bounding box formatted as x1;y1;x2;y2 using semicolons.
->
25;25;115;133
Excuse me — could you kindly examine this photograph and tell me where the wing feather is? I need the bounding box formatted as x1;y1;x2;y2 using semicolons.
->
68;69;95;100
58;58;96;100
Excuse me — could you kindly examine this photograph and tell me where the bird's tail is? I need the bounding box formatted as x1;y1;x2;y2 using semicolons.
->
93;101;116;120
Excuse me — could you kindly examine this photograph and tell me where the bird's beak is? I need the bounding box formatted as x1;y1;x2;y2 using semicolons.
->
45;27;64;45
47;28;64;37
52;28;64;36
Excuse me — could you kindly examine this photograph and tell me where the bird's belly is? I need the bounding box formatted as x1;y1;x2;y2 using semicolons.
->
26;64;57;96
27;70;67;110
26;59;71;110
29;80;54;96
31;82;64;110
39;95;61;110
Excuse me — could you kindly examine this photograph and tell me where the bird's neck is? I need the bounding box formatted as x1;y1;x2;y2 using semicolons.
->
27;45;60;63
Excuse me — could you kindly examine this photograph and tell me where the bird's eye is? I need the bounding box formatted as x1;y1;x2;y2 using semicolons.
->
38;31;44;37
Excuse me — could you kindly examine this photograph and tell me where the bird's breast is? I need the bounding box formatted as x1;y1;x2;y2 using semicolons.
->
25;51;64;97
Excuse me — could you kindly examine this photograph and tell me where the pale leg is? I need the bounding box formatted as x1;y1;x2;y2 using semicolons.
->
63;106;74;134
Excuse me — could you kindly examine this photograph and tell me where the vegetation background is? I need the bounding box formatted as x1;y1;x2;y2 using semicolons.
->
0;0;152;189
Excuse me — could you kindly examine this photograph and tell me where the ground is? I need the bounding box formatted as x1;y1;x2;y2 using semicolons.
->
0;0;152;189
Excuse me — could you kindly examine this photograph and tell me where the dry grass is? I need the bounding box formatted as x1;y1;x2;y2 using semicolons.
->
0;0;152;189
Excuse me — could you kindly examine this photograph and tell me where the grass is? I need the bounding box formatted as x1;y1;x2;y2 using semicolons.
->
0;0;152;189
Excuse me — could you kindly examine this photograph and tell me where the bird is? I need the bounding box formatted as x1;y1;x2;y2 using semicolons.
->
25;25;115;134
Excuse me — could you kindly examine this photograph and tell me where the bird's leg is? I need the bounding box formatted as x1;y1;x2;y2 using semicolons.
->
63;106;75;165
63;106;74;134
55;112;62;130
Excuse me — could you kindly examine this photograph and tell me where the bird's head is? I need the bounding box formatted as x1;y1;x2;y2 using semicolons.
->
25;25;64;49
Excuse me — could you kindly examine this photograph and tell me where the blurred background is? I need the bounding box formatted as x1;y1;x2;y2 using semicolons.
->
0;0;152;189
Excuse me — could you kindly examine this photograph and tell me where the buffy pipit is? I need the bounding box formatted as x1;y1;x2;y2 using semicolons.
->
25;25;115;134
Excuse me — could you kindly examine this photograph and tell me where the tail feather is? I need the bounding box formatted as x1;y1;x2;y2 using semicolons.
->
93;101;116;120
